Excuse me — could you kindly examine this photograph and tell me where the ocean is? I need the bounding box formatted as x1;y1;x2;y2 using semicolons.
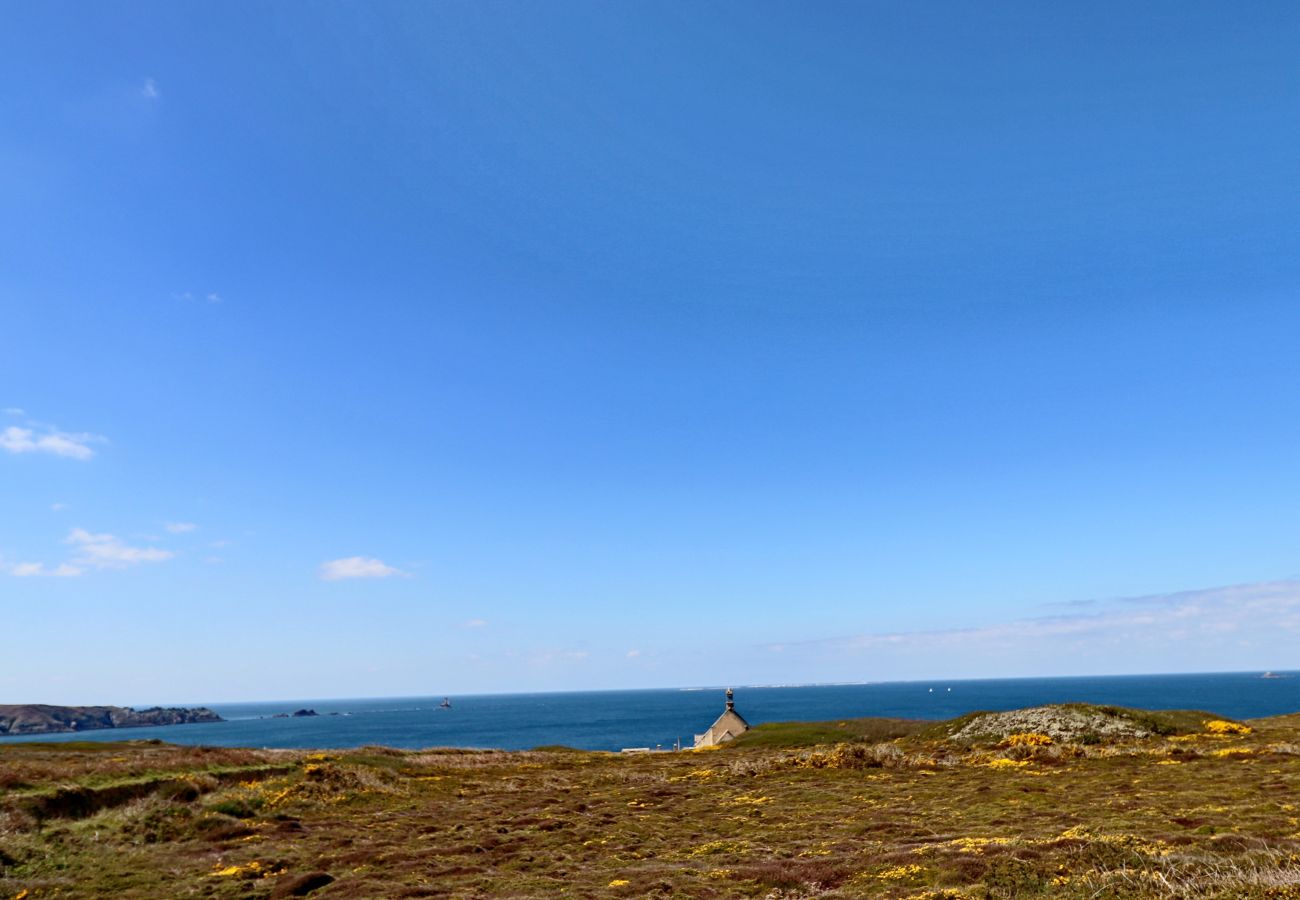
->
5;671;1297;752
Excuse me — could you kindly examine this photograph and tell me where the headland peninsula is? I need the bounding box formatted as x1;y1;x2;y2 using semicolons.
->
0;705;222;737
3;702;1299;898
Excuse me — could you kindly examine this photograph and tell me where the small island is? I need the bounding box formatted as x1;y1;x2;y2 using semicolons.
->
271;709;319;719
0;704;222;736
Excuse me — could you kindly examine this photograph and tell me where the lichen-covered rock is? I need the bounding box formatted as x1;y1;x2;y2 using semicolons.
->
950;705;1153;744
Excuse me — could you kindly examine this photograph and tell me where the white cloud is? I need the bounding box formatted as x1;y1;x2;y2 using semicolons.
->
164;522;197;534
2;407;24;416
206;292;222;304
9;562;82;578
66;528;174;569
1;425;102;460
626;649;642;659
462;618;488;629
5;524;174;578
319;556;403;581
142;78;160;100
50;502;68;512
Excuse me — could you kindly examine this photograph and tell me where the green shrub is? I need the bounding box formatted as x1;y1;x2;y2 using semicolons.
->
206;796;261;819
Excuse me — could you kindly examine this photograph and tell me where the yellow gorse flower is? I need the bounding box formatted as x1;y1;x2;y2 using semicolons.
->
986;757;1029;769
876;863;924;880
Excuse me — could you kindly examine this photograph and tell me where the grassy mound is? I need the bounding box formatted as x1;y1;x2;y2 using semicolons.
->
729;716;925;748
727;704;1235;750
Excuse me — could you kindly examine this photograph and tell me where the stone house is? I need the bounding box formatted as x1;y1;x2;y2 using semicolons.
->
693;688;749;748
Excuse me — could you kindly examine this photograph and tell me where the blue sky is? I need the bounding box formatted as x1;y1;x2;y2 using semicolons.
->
4;2;1300;704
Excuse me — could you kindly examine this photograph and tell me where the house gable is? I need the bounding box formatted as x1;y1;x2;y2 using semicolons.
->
693;690;750;749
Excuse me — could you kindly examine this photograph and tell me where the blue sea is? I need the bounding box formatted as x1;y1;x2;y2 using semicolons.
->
5;671;1298;752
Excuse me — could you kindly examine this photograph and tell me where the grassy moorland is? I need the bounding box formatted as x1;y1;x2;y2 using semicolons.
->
3;705;1300;898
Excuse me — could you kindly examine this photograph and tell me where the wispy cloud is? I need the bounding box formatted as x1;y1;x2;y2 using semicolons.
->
174;291;222;304
67;528;174;570
531;649;590;666
769;580;1300;657
164;522;197;534
9;562;82;578
2;407;24;416
50;502;68;512
626;649;642;659
142;78;160;100
1;423;103;460
319;556;404;581
461;618;488;629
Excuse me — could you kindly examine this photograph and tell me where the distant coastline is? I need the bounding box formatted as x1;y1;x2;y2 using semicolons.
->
3;671;1297;752
0;704;222;736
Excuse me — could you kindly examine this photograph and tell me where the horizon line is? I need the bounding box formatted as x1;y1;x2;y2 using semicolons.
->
103;666;1297;710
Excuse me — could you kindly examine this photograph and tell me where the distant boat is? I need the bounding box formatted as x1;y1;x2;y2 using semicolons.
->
439;697;453;709
1261;672;1286;680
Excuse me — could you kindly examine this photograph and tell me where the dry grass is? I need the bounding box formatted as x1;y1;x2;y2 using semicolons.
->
2;707;1299;898
0;740;286;791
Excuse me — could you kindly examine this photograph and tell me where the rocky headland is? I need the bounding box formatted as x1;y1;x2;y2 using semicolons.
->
0;704;223;736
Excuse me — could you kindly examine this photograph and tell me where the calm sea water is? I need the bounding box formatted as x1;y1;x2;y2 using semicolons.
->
5;671;1297;752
